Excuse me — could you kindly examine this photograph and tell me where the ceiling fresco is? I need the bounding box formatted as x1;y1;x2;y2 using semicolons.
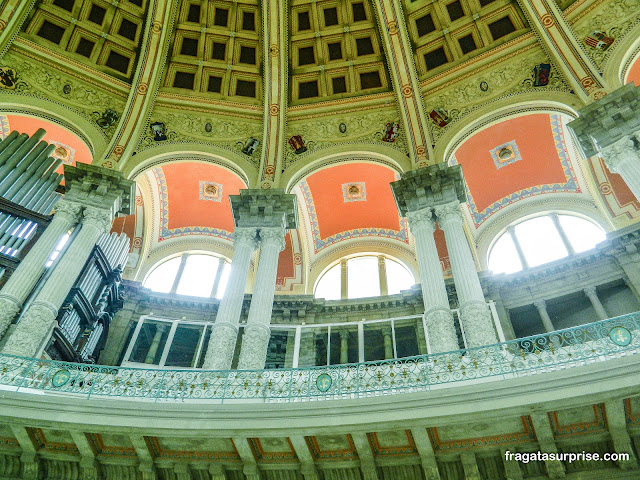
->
152;162;247;242
626;55;640;87
451;113;581;227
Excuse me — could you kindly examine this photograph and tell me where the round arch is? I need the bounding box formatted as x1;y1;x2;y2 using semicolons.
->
0;93;108;160
435;92;581;163
602;22;640;88
282;143;412;193
124;142;257;187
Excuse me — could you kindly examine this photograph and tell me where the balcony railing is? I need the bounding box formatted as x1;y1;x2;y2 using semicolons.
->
0;312;638;403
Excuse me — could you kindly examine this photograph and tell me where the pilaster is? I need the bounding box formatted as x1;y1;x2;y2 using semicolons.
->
530;412;566;478
604;399;639;470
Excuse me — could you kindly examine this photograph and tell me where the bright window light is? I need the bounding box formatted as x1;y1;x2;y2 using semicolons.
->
45;232;70;267
385;258;414;294
215;262;231;299
144;257;182;293
176;255;219;297
348;256;380;299
488;233;522;274
315;264;341;300
558;215;605;253
514;216;567;267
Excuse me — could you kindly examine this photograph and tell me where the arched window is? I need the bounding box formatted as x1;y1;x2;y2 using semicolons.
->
488;213;606;274
143;253;231;298
315;255;415;300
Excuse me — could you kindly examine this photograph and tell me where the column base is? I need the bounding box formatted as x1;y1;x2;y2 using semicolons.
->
1;301;57;357
0;294;21;339
237;324;271;370
459;301;498;348
424;307;459;354
201;323;238;370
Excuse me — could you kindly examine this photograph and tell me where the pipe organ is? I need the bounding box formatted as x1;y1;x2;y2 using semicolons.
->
0;129;62;284
47;232;130;363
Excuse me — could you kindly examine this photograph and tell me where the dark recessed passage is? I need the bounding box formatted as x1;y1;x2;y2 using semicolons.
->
88;4;106;25
488;16;516;40
328;42;342;60
298;46;315;65
37;21;65;44
299;80;319;98
298;11;311;31
239;46;256;64
360;71;382;89
187;4;201;23
212;42;226;60
416;14;435;37
118;18;138;41
207;76;222;93
352;3;367;21
332;76;347;94
76;38;95;57
236;80;256;97
243;11;255;31
356;37;374;56
106;50;131;73
214;8;228;27
479;0;496;6
181;37;199;56
128;0;143;6
458;34;476;54
173;71;195;89
446;1;465;21
324;7;338;26
53;0;75;12
424;47;448;70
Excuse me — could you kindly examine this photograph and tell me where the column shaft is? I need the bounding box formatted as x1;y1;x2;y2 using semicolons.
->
202;228;256;370
0;200;81;338
237;227;285;370
340;331;349;365
382;329;393;360
601;136;640;201
534;300;555;333
584;287;608;320
435;202;497;347
2;207;111;357
407;209;459;353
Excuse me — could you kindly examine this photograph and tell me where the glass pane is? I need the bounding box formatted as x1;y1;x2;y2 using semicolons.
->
215;261;231;299
328;326;358;365
348;256;380;299
128;320;171;364
558;215;606;253
364;323;390;361
144;257;181;293
315;264;341;300
265;329;296;369
514;216;567;267
196;326;212;368
393;319;420;358
164;324;205;367
176;255;219;297
385;259;415;294
488;232;523;274
298;326;328;366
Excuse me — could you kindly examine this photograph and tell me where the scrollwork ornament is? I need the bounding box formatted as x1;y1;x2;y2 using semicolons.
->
459;301;497;347
0;295;21;338
406;208;436;234
433;202;463;229
237;324;271;369
2;301;58;356
601;135;638;174
259;227;286;251
82;207;112;233
424;307;459;353
202;323;238;370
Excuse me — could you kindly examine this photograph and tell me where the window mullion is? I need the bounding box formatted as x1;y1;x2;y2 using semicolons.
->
508;226;529;269
169;253;189;294
210;258;226;298
551;213;575;255
340;258;348;299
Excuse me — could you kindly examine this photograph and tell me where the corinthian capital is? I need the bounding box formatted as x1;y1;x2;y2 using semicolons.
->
433;201;463;228
82;207;112;233
53;199;82;224
233;227;258;248
601;135;638;174
259;227;286;251
406;208;435;234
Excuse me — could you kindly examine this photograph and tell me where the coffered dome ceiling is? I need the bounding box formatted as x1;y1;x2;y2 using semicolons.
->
1;0;639;292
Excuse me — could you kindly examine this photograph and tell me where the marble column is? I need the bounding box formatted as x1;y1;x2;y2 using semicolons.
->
600;136;640;201
237;226;286;370
434;201;497;347
534;300;555;333
144;324;167;364
339;330;349;364
202;227;257;370
382;327;393;360
406;208;459;353
2;207;112;357
584;286;608;320
0;199;81;339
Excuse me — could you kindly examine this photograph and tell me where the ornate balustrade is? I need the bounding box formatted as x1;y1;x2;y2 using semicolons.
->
1;312;638;403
